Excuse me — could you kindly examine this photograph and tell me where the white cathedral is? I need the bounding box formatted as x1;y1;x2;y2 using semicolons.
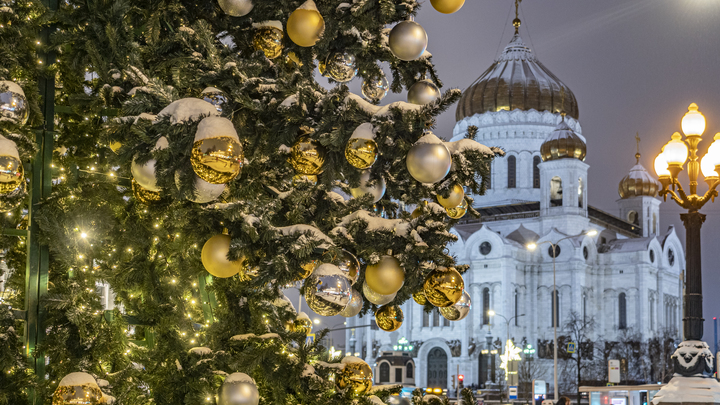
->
345;26;684;391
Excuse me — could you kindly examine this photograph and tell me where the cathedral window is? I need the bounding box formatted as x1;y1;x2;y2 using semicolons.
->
507;155;516;188
582;293;587;322
650;297;655;331
443;315;450;327
578;177;583;208
406;363;414;379
618;293;627;329
653;213;657;234
480;241;492;256
548;245;561;258
423;310;429;327
379;363;390;383
533;156;541;188
482;288;491;325
649;250;655;263
395;368;402;383
550;176;563;207
583;246;589;260
551;290;560;327
668;249;675;266
433;309;440;327
628;210;638;225
514;289;519;326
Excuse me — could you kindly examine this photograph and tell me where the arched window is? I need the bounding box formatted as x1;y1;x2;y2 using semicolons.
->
443;314;450;327
619;292;627;329
551;290;560;327
578;177;583;208
423;310;430;327
482;288;490;325
533;156;541;188
379;363;390;383
433;309;440;327
550;176;563;207
507;155;516;188
514;289;519;326
653;213;658;234
582;293;587;323
406;362;414;379
650;297;655;331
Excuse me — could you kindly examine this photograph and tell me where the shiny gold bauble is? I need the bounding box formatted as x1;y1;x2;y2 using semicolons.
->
423;267;464;307
0;155;23;194
340;289;363;317
52;373;103;405
412;291;428;305
201;234;243;278
365;255;404;295
325;52;358;83
0;181;25;212
305;264;353;316
406;141;452;184
411;207;423;219
297;259;319;281
191;136;243;184
345;138;379;170
323;249;360;284
446;198;468;219
430;0;465;14
338;359;373;394
437;184;465;209
290;137;325;175
293;314;312;336
0;81;29;125
388;20;427;61
375;304;403;332
287;5;324;47
132;179;162;204
286;51;303;67
439;289;472;321
253;27;283;59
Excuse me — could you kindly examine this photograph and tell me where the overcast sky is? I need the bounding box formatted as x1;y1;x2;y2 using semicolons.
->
298;0;720;348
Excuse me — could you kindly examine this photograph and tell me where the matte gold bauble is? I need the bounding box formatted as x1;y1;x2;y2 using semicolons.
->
406;141;452;184
439;289;471;321
287;2;324;47
52;372;103;405
345;138;378;170
388;20;427;61
412;291;428;305
407;79;441;106
0;155;23;194
253;27;283;59
201;234;243;278
362;281;396;306
132;179;162;204
218;0;252;17
365;255;404;295
423;267;464;307
430;0;465;14
375;304;403;332
191;137;243;184
338;359;373;394
290;137;325;175
446;198;468;219
438;184;465;209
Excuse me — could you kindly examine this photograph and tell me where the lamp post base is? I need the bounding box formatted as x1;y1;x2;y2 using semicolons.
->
653;341;720;405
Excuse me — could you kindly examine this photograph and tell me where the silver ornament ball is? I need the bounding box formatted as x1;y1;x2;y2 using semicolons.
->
350;170;386;203
340;289;363;317
388;20;428;61
361;75;389;102
406;142;451;184
131;158;160;192
201;87;229;115
0;81;29;125
407;79;441;105
305;264;353;316
218;0;253;16
439;289;472;321
218;374;259;405
325;52;358;83
362;280;396;306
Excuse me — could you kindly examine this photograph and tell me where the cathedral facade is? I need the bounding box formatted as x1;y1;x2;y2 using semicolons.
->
345;28;684;391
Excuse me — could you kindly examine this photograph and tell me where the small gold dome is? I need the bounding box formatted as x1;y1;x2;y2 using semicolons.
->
618;163;660;199
540;119;586;161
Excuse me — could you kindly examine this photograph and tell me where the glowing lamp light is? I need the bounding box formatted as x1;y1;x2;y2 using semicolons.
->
487;309;495;317
681;103;706;136
654;152;671;177
664;133;689;166
526;243;537;250
587;230;598;237
702;134;720;178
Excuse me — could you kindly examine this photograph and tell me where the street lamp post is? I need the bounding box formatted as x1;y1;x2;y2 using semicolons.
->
651;104;720;404
488;310;525;401
527;229;597;401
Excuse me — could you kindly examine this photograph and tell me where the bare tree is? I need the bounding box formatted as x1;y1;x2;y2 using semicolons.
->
562;311;596;405
648;328;679;383
518;354;547;401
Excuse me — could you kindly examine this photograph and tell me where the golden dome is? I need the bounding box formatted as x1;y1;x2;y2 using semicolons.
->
540;119;586;161
618;163;660;199
455;32;579;122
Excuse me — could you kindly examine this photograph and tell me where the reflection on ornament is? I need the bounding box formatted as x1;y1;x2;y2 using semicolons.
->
286;51;303;67
218;0;253;17
253;27;284;59
430;0;465;14
0;154;23;194
407;79;441;106
0;181;25;212
51;372;103;405
345;138;379;170
437;184;464;209
350;170;385;203
340;289;363;317
325;52;357;83
365;255;404;295
439;289;471;321
287;1;324;47
318;60;326;76
132;179;162;204
388;20;427;61
0;81;29;125
423;267;464;307
201;233;244;278
294;313;313;336
323;249;360;284
446;198;468;219
201;87;229;114
305;264;352;316
362;280;395;305
338;358;373;394
297;259;319;281
375;304;403;332
290;137;325;175
373;204;386;218
191;117;243;184
406;138;452;184
218;373;259;405
361;74;389;102
412;291;427;305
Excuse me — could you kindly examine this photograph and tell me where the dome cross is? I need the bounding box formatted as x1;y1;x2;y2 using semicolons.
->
513;0;522;34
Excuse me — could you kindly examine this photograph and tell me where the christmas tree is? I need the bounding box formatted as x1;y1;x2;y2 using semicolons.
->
0;0;498;403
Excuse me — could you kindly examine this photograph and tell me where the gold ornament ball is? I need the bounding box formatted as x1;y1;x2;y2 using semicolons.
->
286;51;303;67
340;289;363;317
406;141;452;184
296;259;319;281
201;234;244;278
338;360;373;394
0;81;29;125
439;289;472;321
52;373;103;405
446;198;468;219
361;75;389;102
292;173;318;185
0;155;23;194
388;20;428;61
411;207;423;219
362;280;396;306
132;179;162;204
365;255;404;295
375;304;403;332
293;315;312;336
253;27;283;59
304;266;352;316
350;170;386;204
437;184;465;209
423;267;464;307
345;138;379;170
109;141;122;153
430;0;465;14
290;137;325;175
287;6;324;47
191;136;243;184
412;291;428;305
324;249;360;284
325;52;358;83
218;0;253;17
407;79;441;106
0;181;25;212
